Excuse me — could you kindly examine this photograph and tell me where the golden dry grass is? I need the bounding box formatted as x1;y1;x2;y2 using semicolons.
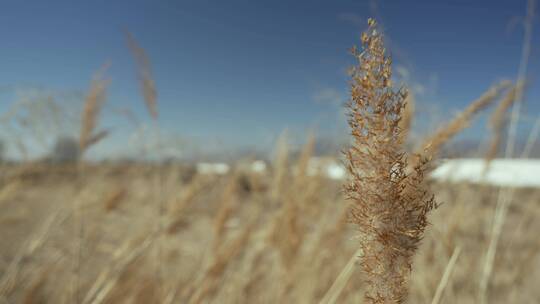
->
0;163;539;303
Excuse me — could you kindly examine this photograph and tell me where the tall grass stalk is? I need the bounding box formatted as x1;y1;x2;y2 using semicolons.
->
505;0;535;158
126;30;164;298
75;64;111;303
479;1;535;303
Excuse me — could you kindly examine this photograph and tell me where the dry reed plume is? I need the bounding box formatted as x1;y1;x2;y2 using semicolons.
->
344;18;437;303
79;64;111;154
417;80;511;160
485;82;522;162
125;31;158;120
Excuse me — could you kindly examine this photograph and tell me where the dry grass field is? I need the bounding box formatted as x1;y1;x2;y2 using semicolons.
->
0;159;539;303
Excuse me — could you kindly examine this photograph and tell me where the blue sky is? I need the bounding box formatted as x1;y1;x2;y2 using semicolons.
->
0;0;538;159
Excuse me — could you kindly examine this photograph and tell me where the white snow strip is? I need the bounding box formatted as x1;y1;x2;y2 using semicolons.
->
196;162;230;175
250;160;267;173
325;163;346;180
195;158;540;187
307;157;346;180
430;158;540;188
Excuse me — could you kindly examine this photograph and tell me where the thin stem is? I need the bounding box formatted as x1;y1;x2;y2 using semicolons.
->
432;246;461;304
505;0;535;158
319;249;363;304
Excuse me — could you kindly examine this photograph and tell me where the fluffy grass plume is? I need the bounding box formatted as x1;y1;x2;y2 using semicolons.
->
344;18;436;303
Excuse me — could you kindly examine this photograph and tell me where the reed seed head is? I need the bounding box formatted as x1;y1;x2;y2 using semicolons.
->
344;18;437;304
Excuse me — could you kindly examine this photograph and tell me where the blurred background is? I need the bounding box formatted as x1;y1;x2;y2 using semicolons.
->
0;0;539;303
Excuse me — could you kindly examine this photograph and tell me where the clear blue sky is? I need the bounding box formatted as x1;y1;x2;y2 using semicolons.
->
0;0;538;159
